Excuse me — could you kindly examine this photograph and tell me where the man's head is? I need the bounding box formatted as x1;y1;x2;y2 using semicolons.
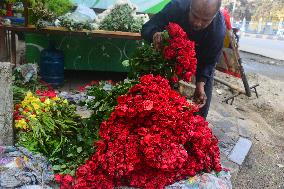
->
188;0;222;31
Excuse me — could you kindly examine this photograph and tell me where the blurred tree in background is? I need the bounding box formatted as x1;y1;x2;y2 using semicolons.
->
222;0;284;22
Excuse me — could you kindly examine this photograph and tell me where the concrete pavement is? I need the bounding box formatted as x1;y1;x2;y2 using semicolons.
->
239;35;284;61
207;98;253;177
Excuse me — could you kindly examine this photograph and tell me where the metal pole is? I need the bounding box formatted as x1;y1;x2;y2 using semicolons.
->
231;0;236;24
229;31;252;97
232;0;236;13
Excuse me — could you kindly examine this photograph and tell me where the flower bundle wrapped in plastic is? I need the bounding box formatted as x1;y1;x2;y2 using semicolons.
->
68;74;221;189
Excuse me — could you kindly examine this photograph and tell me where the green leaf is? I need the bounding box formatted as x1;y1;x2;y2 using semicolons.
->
77;147;83;153
70;169;76;176
53;165;61;171
61;164;67;169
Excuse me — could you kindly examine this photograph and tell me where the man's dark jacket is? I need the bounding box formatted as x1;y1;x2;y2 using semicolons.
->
141;0;226;82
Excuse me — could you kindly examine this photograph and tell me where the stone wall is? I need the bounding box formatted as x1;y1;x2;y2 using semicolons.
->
0;62;14;145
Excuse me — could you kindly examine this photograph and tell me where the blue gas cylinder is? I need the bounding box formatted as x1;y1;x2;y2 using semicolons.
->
40;42;64;87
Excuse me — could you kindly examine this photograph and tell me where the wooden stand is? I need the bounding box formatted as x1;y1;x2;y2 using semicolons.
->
0;27;7;60
0;25;142;66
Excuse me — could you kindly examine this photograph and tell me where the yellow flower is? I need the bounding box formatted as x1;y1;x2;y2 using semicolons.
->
15;119;27;130
29;114;36;119
44;99;51;105
63;99;68;104
26;91;33;98
52;96;60;101
31;102;40;111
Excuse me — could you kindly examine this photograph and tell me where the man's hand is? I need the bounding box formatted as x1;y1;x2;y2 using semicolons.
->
153;32;163;51
193;82;207;108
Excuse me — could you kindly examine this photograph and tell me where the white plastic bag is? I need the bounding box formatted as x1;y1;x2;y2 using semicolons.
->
69;5;97;23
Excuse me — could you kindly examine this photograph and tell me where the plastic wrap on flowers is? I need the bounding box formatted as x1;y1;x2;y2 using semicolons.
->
71;74;221;189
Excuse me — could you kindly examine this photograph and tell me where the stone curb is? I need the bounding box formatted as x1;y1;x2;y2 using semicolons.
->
242;33;284;41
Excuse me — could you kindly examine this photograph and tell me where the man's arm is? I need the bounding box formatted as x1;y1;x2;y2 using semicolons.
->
196;21;226;83
141;0;183;43
193;37;224;107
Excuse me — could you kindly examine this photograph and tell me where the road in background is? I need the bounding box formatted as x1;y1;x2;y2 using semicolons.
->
239;36;284;61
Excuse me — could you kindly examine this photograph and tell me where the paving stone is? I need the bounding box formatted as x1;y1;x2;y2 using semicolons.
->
221;154;240;177
220;111;231;118
225;131;240;142
237;119;251;138
212;127;225;139
213;120;237;133
219;138;236;156
229;137;252;165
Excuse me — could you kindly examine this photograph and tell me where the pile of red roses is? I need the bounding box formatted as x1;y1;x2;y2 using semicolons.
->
35;89;57;98
36;80;57;98
69;74;221;189
163;22;197;83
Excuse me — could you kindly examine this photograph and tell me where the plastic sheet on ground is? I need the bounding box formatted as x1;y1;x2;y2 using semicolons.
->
166;170;232;189
0;146;54;189
117;170;232;189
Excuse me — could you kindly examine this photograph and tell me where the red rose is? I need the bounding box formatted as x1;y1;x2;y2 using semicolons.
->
170;76;179;83
175;64;184;75
40;97;46;103
54;173;62;183
15;104;21;110
62;174;74;183
183;72;192;82
76;165;89;178
143;100;153;111
163;46;176;60
166;22;187;38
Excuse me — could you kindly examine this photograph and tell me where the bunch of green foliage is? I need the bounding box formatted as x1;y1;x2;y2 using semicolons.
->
5;0;17;4
0;9;7;16
122;42;175;81
58;14;95;31
16;95;98;176
86;80;138;131
99;3;148;32
12;66;40;104
29;0;73;28
13;66;99;176
46;0;73;17
30;1;55;28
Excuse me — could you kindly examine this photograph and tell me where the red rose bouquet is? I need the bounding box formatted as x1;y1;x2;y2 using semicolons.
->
125;22;197;84
67;74;221;189
163;22;197;83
